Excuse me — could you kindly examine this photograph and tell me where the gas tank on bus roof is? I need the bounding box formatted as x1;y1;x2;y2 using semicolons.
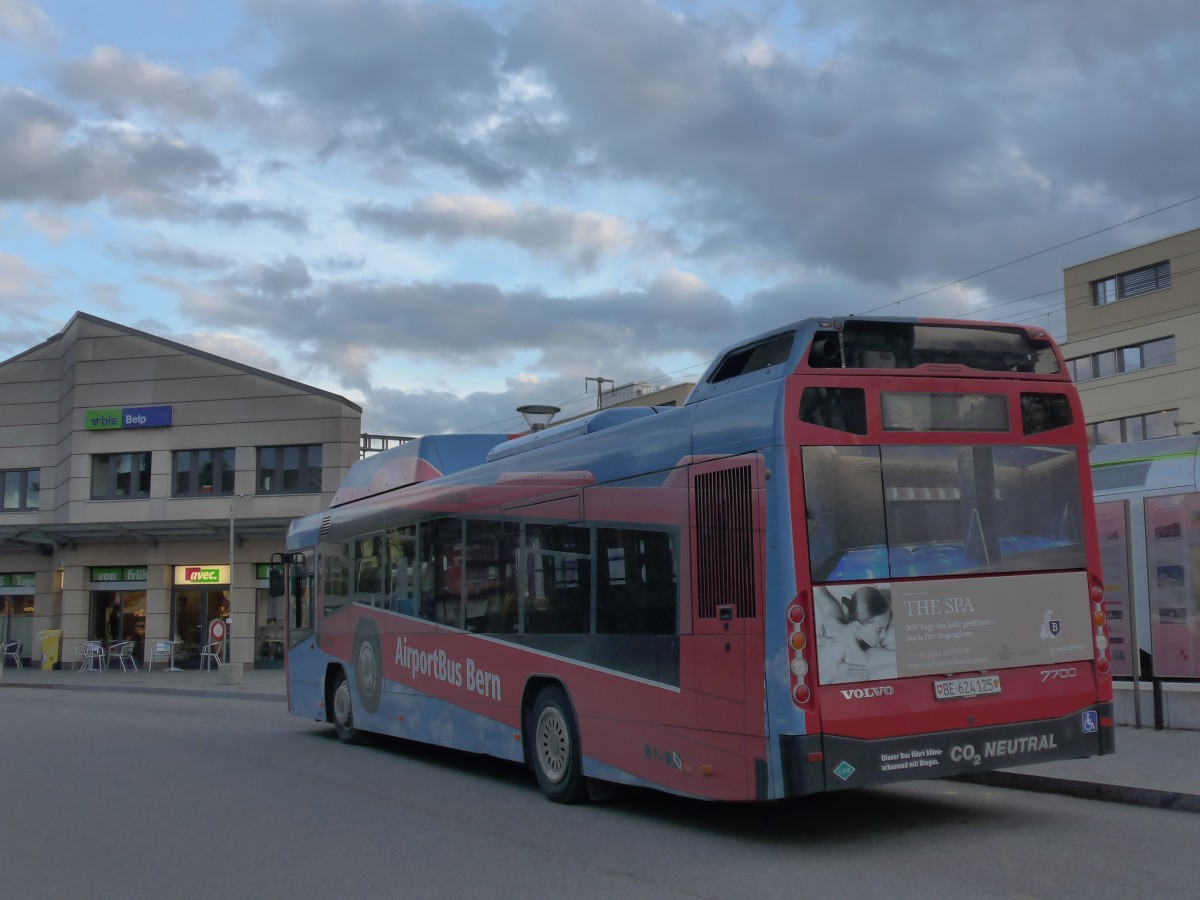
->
330;434;510;506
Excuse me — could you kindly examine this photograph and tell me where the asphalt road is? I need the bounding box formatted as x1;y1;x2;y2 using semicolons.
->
2;688;1197;899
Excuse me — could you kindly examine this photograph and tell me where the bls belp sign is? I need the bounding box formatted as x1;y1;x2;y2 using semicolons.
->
85;405;173;430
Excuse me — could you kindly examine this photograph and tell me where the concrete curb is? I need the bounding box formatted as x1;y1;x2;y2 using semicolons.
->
0;680;282;703
958;771;1200;814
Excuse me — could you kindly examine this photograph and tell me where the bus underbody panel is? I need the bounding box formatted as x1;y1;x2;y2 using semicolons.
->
780;702;1114;795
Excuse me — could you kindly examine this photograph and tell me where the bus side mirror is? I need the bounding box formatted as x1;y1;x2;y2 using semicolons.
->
269;568;285;597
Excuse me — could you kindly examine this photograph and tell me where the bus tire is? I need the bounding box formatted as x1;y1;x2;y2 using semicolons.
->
354;617;383;713
331;670;362;744
528;685;588;804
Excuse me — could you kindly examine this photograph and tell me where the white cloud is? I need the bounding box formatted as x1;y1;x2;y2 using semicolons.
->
0;0;55;49
23;209;74;242
348;194;633;271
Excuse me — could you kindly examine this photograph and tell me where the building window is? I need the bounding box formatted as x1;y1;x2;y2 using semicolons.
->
173;449;235;496
1067;336;1175;383
1092;260;1171;306
91;452;152;499
1;469;40;510
1088;409;1180;445
257;444;322;494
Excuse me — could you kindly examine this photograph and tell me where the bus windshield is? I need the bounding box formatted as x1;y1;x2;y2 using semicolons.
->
803;444;1085;582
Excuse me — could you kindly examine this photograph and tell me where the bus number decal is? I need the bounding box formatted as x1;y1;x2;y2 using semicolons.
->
1039;666;1077;683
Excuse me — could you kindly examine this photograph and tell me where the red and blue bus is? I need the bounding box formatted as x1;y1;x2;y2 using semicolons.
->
280;316;1114;802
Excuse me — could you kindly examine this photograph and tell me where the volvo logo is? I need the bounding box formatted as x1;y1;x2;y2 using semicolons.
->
840;685;895;699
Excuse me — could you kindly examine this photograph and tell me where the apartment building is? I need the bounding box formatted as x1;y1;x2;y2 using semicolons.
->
1063;227;1200;443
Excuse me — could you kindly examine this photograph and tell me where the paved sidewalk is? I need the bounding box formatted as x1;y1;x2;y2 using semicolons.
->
0;661;286;701
2;663;1197;811
962;725;1200;813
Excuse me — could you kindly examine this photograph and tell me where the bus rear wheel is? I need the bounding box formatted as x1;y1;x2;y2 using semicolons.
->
529;686;588;804
331;671;362;744
354;618;383;713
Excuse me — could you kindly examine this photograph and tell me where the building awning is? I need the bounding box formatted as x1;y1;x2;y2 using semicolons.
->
0;517;295;553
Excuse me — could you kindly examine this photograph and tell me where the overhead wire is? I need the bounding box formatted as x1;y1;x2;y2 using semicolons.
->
449;193;1200;435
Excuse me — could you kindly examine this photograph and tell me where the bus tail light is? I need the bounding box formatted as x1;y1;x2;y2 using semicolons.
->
788;593;814;708
1090;576;1111;678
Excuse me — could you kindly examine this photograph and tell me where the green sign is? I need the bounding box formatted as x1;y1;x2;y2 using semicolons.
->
89;566;147;583
256;563;283;580
85;408;123;430
0;573;35;587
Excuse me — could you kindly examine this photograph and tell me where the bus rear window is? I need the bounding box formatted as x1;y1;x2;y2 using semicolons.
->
802;444;1086;582
808;321;1061;374
1021;392;1074;434
800;387;868;434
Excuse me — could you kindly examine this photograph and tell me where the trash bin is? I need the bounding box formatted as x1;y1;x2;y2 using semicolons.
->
37;629;63;671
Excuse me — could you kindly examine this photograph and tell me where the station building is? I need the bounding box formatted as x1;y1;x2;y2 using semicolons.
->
0;312;361;669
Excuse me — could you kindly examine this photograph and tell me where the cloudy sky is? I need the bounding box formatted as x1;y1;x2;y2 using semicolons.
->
3;0;1200;435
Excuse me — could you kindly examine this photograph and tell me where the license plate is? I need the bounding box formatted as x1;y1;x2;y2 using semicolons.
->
934;674;1002;700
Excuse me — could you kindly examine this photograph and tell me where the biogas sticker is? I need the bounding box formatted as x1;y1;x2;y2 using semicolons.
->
833;761;856;781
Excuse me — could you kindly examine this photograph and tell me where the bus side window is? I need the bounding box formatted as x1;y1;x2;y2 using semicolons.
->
420;518;464;627
353;535;382;603
318;541;351;618
387;525;417;615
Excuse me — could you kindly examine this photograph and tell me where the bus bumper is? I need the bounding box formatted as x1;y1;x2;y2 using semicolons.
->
780;702;1115;796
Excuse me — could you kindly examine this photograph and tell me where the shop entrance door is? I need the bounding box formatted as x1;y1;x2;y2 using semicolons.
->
1;596;34;662
173;589;230;668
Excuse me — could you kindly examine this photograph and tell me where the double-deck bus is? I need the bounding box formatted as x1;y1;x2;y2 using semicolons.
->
280;316;1114;802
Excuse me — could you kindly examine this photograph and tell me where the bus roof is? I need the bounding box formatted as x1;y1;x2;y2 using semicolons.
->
1091;434;1200;495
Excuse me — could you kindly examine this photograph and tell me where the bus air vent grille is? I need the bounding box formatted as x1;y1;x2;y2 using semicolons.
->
694;464;757;619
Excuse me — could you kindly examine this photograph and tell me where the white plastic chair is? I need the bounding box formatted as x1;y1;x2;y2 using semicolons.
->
199;640;223;670
147;641;173;672
107;640;138;672
1;640;22;669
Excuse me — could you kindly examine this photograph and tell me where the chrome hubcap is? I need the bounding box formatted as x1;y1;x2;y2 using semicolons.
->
334;679;353;728
535;707;569;784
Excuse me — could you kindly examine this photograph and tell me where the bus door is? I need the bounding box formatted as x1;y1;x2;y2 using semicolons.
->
283;549;322;714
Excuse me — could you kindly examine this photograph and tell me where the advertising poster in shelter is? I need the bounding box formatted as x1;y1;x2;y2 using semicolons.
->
1144;493;1200;678
1095;501;1134;677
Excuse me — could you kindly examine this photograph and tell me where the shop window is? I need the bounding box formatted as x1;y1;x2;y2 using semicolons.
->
91;452;151;500
2;469;39;510
257;444;322;494
173;449;235;496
